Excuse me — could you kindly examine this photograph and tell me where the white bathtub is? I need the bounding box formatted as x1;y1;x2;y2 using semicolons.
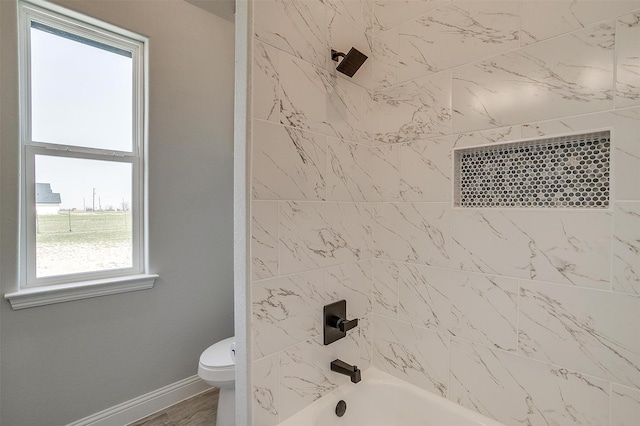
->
279;368;506;426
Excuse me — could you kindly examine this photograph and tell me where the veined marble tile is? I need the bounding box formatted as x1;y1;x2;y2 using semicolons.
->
373;0;452;32
370;71;452;143
614;203;640;295
397;1;519;82
452;210;612;289
373;202;451;267
252;201;278;281
358;202;377;259
521;107;640;200
520;0;640;46
450;339;610;426
453;23;615;133
399;136;453;202
372;27;398;88
372;314;449;396
359;313;372;367
279;201;362;274
450;125;521;149
326;138;399;201
372;259;399;317
254;0;327;69
612;384;640;426
280;333;362;420
253;41;280;123
252;269;325;359
616;12;640;108
253;354;280;426
325;260;373;318
280;54;364;142
327;8;374;90
324;0;365;31
252;120;326;201
398;126;521;202
518;281;640;388
390;262;518;351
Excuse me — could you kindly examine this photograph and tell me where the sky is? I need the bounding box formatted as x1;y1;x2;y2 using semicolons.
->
31;26;134;210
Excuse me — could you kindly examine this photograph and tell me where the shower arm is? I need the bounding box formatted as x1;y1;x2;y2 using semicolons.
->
331;49;346;62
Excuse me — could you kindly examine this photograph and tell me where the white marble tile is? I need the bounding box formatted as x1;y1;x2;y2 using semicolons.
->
399;136;453;202
324;0;365;31
451;125;522;149
280;54;364;142
327;8;374;90
326;138;399;201
453;23;615;133
392;263;518;351
253;41;280;123
372;314;449;396
373;202;451;267
616;12;640;108
452;210;612;289
253;354;280;426
252;120;326;201
372;26;398;88
449;339;610;426
279;201;362;274
520;0;640;46
280;333;362;420
254;0;327;69
358;202;377;259
518;281;640;388
325;259;373;318
252;269;325;359
370;71;452;143
373;0;452;32
279;337;342;421
252;201;279;281
397;1;519;82
521;107;640;201
372;259;399;317
614;203;640;295
326;71;366;142
359;313;372;367
612;384;640;426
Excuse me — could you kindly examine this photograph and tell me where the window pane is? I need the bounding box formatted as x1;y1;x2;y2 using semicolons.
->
35;155;133;278
30;24;133;151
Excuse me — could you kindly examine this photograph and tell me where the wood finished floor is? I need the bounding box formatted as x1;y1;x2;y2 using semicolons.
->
128;388;219;426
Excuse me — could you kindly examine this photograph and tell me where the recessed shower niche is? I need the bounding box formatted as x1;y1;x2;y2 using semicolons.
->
453;131;611;209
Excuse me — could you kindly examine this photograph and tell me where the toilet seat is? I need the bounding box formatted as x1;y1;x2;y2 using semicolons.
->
198;336;235;384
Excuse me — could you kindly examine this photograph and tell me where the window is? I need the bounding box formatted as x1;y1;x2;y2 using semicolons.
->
6;0;156;309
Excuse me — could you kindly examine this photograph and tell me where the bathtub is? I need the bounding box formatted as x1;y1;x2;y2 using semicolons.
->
279;368;505;426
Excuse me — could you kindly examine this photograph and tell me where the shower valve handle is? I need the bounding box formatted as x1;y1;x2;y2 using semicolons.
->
334;317;358;333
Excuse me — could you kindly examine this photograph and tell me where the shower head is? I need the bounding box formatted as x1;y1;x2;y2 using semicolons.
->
331;47;368;78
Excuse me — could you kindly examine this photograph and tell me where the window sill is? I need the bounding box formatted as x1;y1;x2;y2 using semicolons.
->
4;273;158;310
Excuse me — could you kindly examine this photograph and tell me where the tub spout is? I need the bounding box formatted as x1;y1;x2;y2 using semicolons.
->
331;359;361;383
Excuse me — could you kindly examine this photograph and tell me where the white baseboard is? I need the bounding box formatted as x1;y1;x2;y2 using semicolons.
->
66;375;212;426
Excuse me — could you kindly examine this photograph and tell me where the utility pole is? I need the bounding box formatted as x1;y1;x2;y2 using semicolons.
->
92;188;96;212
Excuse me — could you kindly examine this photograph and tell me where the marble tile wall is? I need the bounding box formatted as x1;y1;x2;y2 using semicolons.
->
249;1;640;425
250;1;375;424
367;1;640;426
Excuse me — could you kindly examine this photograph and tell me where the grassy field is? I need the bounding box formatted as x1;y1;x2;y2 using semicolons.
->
36;211;132;277
37;211;132;243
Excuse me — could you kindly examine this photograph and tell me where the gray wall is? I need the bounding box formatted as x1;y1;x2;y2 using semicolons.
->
0;1;235;424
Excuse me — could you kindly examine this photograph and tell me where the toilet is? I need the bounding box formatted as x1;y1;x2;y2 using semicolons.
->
198;336;235;426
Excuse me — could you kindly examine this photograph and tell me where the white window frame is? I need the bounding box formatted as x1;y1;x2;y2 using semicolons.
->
5;0;157;310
